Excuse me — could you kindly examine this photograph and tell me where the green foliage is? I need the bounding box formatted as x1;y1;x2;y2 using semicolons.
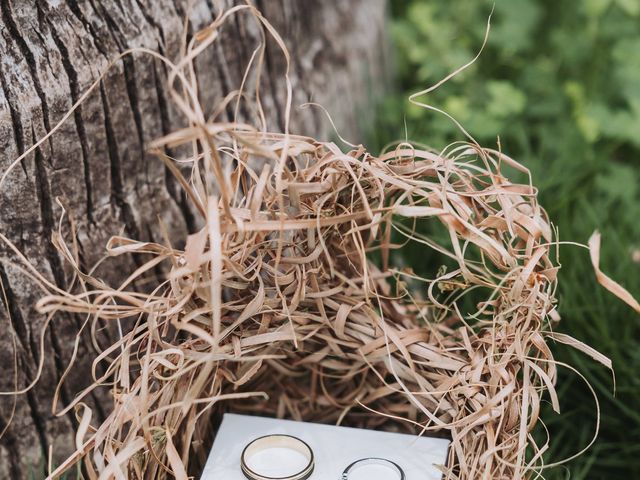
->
375;0;640;478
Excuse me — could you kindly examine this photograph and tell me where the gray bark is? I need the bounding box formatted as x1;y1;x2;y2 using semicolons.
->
0;0;387;476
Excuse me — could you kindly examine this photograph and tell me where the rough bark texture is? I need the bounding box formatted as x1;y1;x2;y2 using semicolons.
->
0;0;386;475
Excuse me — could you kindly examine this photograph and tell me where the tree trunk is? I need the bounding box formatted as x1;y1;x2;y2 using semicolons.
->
0;0;387;475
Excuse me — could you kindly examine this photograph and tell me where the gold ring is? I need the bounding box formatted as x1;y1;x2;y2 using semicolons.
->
240;434;314;480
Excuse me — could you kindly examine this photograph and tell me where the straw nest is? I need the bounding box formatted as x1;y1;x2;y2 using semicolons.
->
9;3;635;480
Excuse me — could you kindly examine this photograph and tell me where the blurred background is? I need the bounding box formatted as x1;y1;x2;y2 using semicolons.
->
371;1;640;478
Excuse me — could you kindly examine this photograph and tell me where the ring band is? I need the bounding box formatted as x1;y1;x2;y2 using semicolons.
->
341;457;405;480
241;434;314;480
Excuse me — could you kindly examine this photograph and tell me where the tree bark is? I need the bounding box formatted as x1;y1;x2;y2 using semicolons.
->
0;0;387;475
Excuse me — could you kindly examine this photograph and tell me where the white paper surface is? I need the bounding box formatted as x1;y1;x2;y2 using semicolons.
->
202;414;450;479
246;446;309;477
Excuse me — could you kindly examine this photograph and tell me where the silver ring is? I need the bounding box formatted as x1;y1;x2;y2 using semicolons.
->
341;457;405;480
241;434;314;480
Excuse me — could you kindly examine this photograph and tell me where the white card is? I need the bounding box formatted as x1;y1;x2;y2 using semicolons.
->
202;414;450;479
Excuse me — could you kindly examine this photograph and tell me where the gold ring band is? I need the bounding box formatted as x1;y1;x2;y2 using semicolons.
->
240;434;314;480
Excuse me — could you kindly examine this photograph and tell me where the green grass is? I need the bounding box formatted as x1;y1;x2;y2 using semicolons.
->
373;1;640;478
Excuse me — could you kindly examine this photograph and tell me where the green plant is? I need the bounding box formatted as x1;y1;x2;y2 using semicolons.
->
376;1;640;478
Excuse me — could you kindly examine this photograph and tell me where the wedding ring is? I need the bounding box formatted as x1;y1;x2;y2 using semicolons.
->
341;457;405;480
241;434;314;480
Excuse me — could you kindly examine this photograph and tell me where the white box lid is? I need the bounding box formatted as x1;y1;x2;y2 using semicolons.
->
202;414;450;479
